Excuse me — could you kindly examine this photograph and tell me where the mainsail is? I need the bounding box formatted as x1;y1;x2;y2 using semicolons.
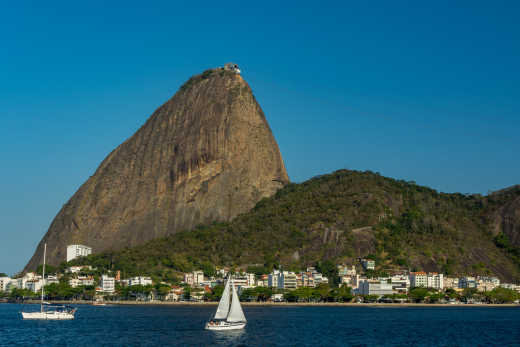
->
214;276;231;319
227;279;246;323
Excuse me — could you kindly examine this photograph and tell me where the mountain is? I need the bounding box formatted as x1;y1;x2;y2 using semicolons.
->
25;67;289;270
68;170;520;282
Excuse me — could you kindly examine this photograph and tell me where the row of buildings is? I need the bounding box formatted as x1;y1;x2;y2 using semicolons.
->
0;266;152;295
338;265;519;296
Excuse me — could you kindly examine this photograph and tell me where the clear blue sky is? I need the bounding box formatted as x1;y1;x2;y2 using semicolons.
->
1;1;519;275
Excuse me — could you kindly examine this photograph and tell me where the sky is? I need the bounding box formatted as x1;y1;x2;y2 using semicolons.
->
1;1;519;275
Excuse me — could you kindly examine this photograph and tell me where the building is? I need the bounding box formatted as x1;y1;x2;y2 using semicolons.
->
69;276;95;288
129;276;153;286
427;273;444;290
66;244;92;262
477;276;500;292
409;272;428;288
66;265;92;274
257;275;268;287
443;277;460;290
390;275;410;293
361;259;375;271
338;265;357;277
459;277;477;289
358;279;393;296
298;273;316;288
25;279;44;293
279;272;298;290
268;270;280;288
0;277;12;292
100;275;115;293
224;63;241;73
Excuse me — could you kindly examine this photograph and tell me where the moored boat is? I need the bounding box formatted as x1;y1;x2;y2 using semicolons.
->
21;244;77;320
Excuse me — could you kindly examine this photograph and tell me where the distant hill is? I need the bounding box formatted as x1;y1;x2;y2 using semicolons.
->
68;170;520;282
25;67;289;270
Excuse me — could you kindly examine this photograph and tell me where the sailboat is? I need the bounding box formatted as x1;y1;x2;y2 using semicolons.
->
205;276;246;330
21;243;76;320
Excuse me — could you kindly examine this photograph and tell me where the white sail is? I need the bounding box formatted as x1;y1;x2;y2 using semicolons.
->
226;279;246;323
214;277;231;319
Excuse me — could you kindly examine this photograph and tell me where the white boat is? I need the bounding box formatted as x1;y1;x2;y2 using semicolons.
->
205;276;246;331
21;243;76;320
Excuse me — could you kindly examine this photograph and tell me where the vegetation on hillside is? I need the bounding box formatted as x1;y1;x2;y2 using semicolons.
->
67;170;520;282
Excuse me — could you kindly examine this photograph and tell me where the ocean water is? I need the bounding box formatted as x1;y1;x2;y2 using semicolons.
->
1;304;519;346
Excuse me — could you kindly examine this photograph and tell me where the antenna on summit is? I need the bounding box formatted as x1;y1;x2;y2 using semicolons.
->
224;63;241;74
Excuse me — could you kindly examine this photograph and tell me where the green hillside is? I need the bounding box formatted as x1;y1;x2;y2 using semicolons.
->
68;170;520;282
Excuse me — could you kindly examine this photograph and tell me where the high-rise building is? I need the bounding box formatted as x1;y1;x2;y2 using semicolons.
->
66;244;92;262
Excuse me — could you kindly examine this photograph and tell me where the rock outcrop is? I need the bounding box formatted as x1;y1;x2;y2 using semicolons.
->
25;68;289;270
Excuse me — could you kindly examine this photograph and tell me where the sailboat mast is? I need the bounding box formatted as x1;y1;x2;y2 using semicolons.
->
41;243;46;313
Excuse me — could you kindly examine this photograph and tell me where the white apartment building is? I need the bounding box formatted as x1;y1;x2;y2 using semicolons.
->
358;279;393;295
245;273;256;286
390;275;410;293
69;276;95;288
0;277;11;292
409;272;428;288
66;265;93;274
183;271;204;287
129;276;153;286
66;244;92;262
100;275;115;293
25;279;44;293
427;273;444;290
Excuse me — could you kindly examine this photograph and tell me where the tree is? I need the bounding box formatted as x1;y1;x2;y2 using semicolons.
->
485;287;519;304
0;273;7;277
409;287;429;302
316;261;338;287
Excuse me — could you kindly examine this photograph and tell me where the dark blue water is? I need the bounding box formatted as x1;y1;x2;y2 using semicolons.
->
1;303;519;346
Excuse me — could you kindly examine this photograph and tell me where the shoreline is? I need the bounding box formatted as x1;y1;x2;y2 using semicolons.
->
6;300;519;307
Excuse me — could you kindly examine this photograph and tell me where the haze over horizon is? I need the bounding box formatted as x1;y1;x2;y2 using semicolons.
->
1;1;519;275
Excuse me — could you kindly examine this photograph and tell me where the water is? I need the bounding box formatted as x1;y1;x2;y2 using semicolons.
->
1;304;519;346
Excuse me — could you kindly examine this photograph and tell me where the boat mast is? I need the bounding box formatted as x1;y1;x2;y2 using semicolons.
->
40;243;46;313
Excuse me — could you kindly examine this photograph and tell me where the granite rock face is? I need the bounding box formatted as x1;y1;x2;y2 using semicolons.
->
489;185;520;247
25;68;289;270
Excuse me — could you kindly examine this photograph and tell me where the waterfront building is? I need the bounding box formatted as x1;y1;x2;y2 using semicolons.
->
358;279;393;295
443;277;460;289
268;270;280;288
245;273;256;286
66;244;92;262
409;272;428;288
0;277;12;292
459;277;477;289
257;274;268;287
390;275;410;293
25;279;43;293
298;272;316;288
427;273;444;290
279;271;298;290
100;275;115;293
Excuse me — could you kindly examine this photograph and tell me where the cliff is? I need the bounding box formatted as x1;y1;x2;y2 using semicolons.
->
25;68;289;270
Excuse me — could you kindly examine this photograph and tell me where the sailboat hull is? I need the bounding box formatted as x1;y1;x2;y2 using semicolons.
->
21;311;75;320
205;321;246;331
